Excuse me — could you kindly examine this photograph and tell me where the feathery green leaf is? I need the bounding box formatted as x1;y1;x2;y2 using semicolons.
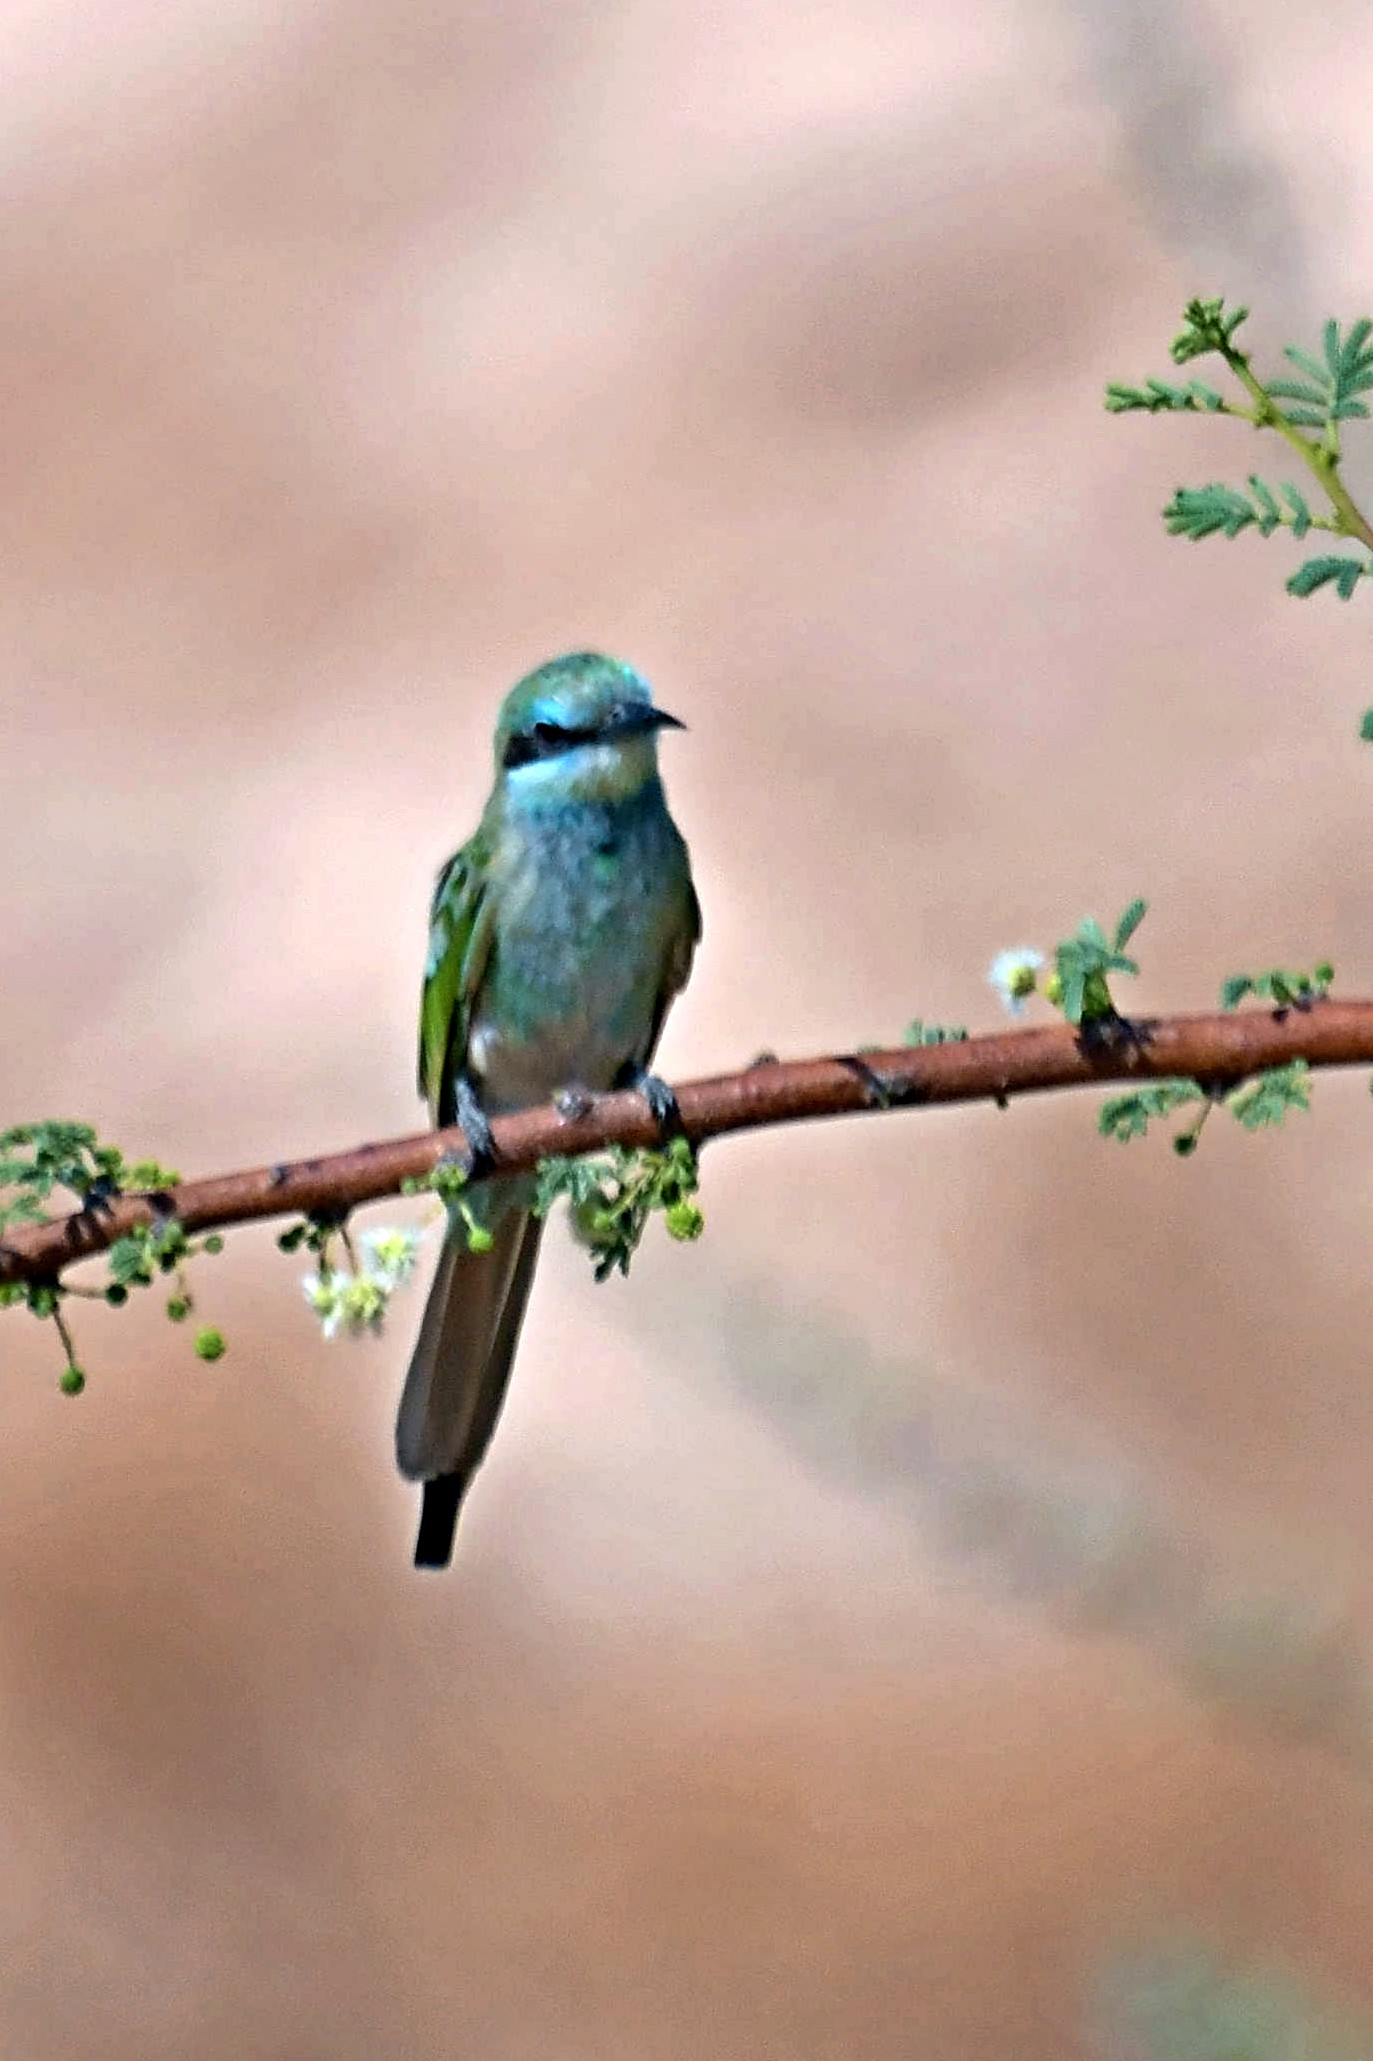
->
1286;555;1368;599
1099;1079;1205;1145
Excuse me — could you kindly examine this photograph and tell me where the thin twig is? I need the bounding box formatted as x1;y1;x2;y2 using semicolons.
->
3;1001;1373;1287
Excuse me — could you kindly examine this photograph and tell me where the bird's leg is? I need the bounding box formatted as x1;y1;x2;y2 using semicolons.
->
452;1073;497;1177
617;1061;682;1139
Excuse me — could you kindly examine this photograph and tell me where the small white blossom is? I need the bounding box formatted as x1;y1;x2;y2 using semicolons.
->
302;1224;431;1341
360;1224;423;1289
302;1271;348;1340
302;1268;391;1339
336;1273;389;1336
988;946;1045;1016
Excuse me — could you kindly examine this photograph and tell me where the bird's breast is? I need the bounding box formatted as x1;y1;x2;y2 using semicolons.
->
467;791;686;1111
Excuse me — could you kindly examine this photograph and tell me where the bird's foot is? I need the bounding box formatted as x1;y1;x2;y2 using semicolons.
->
620;1063;682;1138
554;1082;595;1122
452;1075;497;1177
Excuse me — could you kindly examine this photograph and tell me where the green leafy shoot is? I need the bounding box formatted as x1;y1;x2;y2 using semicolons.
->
1049;900;1147;1025
903;1020;970;1046
1104;377;1225;415
1168;296;1251;364
0;1123;209;1388
1110;297;1373;603
107;1217;189;1291
398;1159;493;1254
0;1120;180;1237
1267;317;1373;429
1099;1079;1207;1148
1221;964;1333;1011
1227;1061;1312;1131
277;1209;348;1261
1164;478;1335;544
1360;708;1373;744
1102;1062;1313;1155
101;1214;225;1343
535;1138;703;1282
401;1157;471;1211
1286;555;1368;600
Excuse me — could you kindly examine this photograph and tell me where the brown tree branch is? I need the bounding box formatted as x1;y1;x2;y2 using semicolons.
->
4;1000;1373;1287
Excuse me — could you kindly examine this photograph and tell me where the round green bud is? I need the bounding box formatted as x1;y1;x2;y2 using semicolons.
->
466;1225;495;1255
59;1366;86;1397
166;1295;190;1323
104;1283;129;1307
665;1202;704;1242
1043;971;1064;1008
203;1234;224;1255
194;1327;227;1362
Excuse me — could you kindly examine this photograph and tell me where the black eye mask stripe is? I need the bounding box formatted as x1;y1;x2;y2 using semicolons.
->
500;703;680;770
501;721;602;770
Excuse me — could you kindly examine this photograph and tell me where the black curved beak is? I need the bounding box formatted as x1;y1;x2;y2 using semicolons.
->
611;703;686;736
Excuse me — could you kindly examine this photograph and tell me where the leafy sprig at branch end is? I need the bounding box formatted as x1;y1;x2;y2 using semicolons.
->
0;1122;226;1389
1108;298;1373;640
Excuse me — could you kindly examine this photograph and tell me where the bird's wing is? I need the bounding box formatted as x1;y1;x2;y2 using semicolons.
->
417;826;497;1123
642;872;702;1065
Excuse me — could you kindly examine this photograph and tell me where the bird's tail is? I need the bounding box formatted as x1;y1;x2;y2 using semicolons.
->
395;1205;544;1569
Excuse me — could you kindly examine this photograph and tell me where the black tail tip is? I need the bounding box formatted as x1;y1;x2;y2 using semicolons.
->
413;1473;467;1570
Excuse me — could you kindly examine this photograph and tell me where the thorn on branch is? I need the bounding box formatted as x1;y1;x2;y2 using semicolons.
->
839;1053;928;1111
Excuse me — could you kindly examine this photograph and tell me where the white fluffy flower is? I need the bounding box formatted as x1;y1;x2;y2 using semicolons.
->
301;1271;347;1340
301;1224;430;1341
360;1224;423;1289
988;946;1045;1016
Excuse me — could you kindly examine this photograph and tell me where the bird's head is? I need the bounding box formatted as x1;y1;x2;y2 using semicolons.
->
494;653;684;804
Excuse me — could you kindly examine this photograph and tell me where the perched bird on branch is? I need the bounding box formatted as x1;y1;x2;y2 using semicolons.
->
396;653;700;1568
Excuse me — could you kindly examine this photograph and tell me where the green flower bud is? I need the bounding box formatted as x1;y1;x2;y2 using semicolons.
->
59;1366;86;1396
665;1201;704;1241
194;1327;226;1362
166;1295;190;1322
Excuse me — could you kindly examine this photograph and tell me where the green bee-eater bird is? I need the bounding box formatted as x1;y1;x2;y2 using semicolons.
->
396;652;700;1568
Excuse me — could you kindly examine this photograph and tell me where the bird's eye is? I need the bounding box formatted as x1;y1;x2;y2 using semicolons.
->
502;717;582;769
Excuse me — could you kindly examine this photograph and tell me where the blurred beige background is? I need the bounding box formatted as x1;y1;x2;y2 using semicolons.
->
4;0;1373;2053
